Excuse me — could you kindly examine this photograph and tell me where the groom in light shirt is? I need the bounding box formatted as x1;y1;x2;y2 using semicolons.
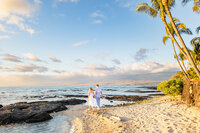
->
95;84;103;109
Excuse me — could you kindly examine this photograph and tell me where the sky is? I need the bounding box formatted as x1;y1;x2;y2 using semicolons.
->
0;0;199;87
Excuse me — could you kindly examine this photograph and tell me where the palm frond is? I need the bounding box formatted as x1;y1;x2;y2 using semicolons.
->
193;4;200;13
163;36;169;45
168;0;175;7
174;54;178;59
175;22;192;35
182;0;192;6
136;3;158;18
179;28;193;35
176;23;187;30
173;18;180;23
179;50;186;60
151;0;160;10
196;26;200;34
168;23;175;35
194;0;200;5
191;37;200;46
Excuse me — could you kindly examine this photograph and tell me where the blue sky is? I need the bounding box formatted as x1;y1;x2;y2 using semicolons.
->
0;0;199;86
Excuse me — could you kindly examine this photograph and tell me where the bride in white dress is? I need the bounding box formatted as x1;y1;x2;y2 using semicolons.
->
88;87;95;110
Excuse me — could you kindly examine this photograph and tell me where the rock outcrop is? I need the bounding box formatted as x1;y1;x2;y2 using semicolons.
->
0;99;86;125
105;95;149;101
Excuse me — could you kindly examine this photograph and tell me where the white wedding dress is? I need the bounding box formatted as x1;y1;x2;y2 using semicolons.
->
89;92;95;106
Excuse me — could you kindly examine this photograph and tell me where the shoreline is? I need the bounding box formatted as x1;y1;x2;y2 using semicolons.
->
57;104;88;133
71;96;200;133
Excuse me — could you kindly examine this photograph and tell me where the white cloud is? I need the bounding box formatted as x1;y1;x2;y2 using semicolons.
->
91;12;105;18
0;24;7;32
0;0;40;35
49;55;62;63
0;0;36;18
92;51;111;59
0;61;179;86
93;20;102;24
120;61;178;74
26;28;35;35
73;40;89;47
90;11;105;24
0;35;10;39
4;64;48;73
92;53;105;59
24;53;42;62
3;54;22;62
81;61;178;77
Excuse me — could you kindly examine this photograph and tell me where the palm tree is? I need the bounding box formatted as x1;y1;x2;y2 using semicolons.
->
136;1;185;54
136;2;190;79
163;19;192;80
136;0;200;78
162;0;200;77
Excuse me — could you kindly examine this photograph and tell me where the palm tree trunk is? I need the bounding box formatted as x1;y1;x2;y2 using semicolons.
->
172;40;190;80
182;60;188;73
161;17;189;79
162;0;200;78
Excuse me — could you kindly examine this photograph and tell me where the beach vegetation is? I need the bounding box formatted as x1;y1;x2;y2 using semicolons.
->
157;78;184;96
170;68;198;81
172;36;200;80
187;68;199;79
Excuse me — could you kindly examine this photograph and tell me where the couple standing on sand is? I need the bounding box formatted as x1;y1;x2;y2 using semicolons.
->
88;84;103;111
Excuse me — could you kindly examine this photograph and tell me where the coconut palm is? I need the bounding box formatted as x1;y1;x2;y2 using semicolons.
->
136;1;184;54
161;0;200;77
136;1;189;79
136;0;200;78
163;19;192;80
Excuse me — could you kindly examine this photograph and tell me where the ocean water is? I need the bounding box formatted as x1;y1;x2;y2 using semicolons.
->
0;85;161;133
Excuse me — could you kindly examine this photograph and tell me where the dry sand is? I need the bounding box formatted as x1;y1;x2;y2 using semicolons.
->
71;96;200;133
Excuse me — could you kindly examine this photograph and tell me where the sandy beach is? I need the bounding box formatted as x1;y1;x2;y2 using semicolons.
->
71;96;200;133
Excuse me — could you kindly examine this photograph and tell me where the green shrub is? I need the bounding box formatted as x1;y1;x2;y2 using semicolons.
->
187;68;199;80
157;78;185;96
170;68;199;81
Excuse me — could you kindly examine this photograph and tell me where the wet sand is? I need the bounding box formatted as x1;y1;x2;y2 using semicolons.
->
56;105;88;133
